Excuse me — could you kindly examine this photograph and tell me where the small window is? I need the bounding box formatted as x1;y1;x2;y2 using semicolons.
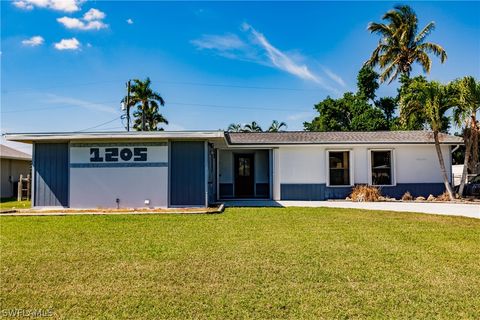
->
371;150;393;185
238;157;251;177
329;151;350;186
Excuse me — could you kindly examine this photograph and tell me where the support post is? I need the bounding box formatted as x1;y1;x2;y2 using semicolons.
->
17;174;23;201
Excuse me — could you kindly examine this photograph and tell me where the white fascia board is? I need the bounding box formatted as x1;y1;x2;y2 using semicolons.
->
5;131;225;143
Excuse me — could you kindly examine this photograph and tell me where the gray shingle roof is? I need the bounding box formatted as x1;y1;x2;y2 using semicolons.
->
225;131;463;145
0;144;32;160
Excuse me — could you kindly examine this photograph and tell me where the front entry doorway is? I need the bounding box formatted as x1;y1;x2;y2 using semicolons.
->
234;154;255;198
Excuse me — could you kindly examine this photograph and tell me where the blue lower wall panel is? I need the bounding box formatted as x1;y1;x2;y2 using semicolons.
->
219;183;234;198
324;186;352;200
256;183;270;198
281;183;447;201
380;183;445;198
281;184;325;200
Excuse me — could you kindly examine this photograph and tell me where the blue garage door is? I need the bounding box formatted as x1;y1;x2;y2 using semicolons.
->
34;143;69;207
170;141;205;206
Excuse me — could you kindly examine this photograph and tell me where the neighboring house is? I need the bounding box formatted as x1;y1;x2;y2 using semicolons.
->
6;130;462;208
0;144;32;198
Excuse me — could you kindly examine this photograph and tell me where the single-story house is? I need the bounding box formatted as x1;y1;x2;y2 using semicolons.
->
0;144;32;198
5;130;462;208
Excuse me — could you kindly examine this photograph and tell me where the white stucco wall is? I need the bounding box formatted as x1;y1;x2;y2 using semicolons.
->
69;143;168;208
279;147;326;183
278;144;452;185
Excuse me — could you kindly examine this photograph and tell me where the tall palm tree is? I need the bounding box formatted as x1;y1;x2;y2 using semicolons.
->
401;80;456;200
366;5;447;83
243;121;263;132
268;120;287;132
453;76;480;195
124;78;166;131
132;100;168;131
227;123;243;132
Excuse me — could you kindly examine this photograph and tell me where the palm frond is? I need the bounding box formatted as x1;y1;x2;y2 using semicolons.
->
414;21;436;44
418;42;447;63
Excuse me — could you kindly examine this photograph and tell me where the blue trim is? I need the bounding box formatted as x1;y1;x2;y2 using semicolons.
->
70;142;167;147
70;162;168;168
281;183;447;200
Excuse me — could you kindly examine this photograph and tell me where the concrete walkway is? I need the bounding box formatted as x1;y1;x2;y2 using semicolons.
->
225;200;480;219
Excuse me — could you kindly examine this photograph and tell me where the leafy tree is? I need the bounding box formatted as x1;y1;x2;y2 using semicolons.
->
304;93;388;131
366;5;447;83
227;123;243;132
400;79;456;199
243;121;263;132
357;65;379;101
452;76;480;195
375;97;397;127
123;78;167;131
268;120;287;132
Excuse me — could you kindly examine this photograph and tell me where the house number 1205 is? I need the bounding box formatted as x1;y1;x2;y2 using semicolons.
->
90;147;148;162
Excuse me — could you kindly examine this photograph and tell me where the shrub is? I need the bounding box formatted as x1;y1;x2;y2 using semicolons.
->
401;191;413;201
350;185;381;202
436;192;451;201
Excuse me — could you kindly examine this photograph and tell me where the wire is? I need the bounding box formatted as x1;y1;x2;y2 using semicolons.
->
75;116;123;132
1;100;304;114
1;79;319;94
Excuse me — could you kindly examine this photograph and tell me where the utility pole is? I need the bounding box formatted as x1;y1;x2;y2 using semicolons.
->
126;80;131;132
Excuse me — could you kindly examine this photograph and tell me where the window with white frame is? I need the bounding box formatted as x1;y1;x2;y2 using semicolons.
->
370;150;393;186
328;151;351;186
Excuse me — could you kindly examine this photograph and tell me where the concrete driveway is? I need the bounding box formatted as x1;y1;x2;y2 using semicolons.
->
225;200;480;219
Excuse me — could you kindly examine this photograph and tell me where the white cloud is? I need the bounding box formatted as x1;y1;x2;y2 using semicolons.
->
54;38;80;50
126;18;134;25
44;94;116;113
12;0;84;12
191;33;264;64
322;67;346;87
191;23;343;94
21;35;44;46
83;8;105;21
57;8;107;30
192;34;246;51
242;23;320;83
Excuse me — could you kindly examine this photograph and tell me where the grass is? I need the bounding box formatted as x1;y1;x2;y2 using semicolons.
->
1;207;479;319
0;198;31;210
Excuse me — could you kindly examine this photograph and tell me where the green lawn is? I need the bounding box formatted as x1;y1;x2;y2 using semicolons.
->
0;198;31;210
1;208;479;319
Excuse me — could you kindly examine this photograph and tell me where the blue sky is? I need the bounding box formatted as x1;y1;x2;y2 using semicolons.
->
1;1;479;152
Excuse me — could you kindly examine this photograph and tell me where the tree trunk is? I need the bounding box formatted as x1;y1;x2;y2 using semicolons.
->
142;102;146;131
433;131;455;200
458;128;472;196
469;112;479;174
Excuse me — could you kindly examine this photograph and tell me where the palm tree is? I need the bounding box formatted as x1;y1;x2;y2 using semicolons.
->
453;76;480;195
227;123;243;132
366;5;447;83
123;78;166;131
401;79;456;200
132;100;168;131
268;120;287;132
243;121;263;132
